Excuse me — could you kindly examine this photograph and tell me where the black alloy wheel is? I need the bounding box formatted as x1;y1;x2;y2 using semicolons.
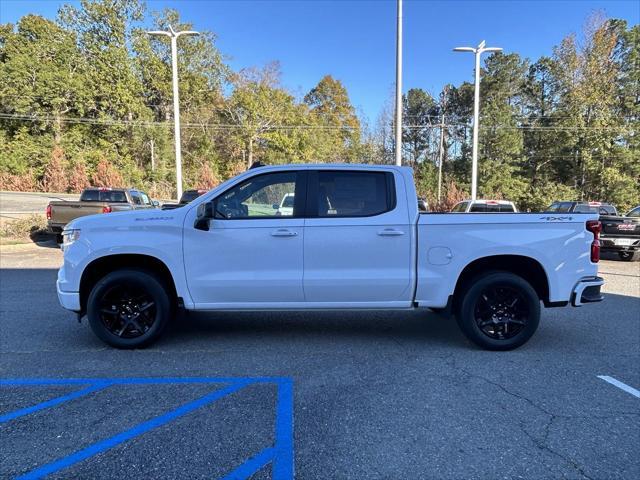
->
99;284;157;339
87;269;171;349
456;271;540;351
473;285;529;340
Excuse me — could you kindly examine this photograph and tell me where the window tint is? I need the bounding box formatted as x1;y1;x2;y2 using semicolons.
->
547;203;560;212
499;204;515;212
469;203;487;212
215;172;298;219
556;202;573;213
574;203;597;213
281;194;295;208
81;190;99;201
80;190;127;202
599;205;616;215
131;192;143;205
451;202;468;212
181;190;203;203
627;207;640;218
316;171;392;217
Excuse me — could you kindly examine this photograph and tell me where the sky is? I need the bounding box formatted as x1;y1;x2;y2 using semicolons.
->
1;0;638;124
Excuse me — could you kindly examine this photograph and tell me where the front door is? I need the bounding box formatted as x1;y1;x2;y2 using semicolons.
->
183;170;306;308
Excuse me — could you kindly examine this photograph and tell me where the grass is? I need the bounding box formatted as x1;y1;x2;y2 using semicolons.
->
0;214;49;245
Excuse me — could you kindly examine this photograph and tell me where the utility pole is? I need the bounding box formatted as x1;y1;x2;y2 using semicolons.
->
437;85;450;203
394;0;403;166
147;26;200;200
453;40;502;200
437;113;445;202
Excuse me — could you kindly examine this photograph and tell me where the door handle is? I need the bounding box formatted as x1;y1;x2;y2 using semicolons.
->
271;229;298;237
378;228;405;236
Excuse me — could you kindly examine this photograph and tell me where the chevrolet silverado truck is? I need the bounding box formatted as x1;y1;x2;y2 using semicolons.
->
56;164;604;350
47;188;158;241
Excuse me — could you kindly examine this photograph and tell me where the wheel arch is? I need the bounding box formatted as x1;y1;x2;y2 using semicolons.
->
453;254;551;308
79;254;178;314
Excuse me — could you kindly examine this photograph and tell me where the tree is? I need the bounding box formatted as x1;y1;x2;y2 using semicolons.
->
402;88;435;166
304;75;361;162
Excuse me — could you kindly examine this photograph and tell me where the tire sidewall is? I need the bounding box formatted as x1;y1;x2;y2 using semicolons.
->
87;269;171;349
457;272;541;351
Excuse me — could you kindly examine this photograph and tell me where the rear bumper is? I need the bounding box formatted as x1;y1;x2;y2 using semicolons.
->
600;237;640;253
571;276;604;307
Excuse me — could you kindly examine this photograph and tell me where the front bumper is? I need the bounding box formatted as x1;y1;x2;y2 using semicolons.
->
57;279;80;311
571;276;604;307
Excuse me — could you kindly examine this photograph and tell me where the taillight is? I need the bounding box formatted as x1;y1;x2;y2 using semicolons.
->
46;204;52;220
102;205;112;214
586;220;601;263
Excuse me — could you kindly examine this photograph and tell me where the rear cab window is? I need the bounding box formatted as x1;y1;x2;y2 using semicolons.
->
80;190;127;202
311;170;395;218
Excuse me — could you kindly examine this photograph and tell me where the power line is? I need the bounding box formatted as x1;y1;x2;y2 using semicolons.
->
0;113;634;132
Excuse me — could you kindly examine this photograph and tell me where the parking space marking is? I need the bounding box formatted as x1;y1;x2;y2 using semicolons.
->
0;381;111;423
597;375;640;398
1;377;294;480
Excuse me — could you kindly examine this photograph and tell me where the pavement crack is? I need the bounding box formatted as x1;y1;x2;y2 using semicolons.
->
452;361;596;480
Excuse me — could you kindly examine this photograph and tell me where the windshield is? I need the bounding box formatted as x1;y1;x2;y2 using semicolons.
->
627;207;640;217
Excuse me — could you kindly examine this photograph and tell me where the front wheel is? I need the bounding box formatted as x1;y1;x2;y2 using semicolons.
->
87;269;172;349
456;272;540;351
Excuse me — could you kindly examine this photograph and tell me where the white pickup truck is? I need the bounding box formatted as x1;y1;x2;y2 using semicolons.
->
57;164;604;350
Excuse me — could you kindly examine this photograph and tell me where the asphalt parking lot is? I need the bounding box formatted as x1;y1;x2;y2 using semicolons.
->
1;244;638;479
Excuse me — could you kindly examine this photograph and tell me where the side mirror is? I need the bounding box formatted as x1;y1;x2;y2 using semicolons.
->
194;201;213;231
152;200;160;208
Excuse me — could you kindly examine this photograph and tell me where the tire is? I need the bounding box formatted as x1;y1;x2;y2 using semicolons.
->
455;271;540;351
618;251;640;262
87;269;172;349
55;233;63;244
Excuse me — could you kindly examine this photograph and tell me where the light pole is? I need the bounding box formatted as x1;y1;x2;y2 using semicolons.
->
453;40;502;200
394;0;403;166
147;26;199;200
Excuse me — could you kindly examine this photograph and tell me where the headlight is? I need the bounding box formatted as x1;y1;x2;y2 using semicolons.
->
61;229;81;251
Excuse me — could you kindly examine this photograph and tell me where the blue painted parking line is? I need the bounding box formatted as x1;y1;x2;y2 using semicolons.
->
0;381;111;423
1;377;294;480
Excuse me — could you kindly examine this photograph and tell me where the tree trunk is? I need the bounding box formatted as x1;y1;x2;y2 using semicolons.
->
247;138;254;168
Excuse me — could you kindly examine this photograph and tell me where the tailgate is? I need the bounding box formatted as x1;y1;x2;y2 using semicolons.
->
50;202;107;225
601;218;640;237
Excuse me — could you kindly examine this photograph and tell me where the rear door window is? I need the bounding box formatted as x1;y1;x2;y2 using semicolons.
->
313;170;394;218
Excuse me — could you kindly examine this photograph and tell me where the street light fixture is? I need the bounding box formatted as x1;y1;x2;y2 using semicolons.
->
147;26;199;200
453;40;502;200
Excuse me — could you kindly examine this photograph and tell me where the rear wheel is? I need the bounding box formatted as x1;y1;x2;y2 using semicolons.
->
87;269;171;349
618;251;640;262
455;272;540;351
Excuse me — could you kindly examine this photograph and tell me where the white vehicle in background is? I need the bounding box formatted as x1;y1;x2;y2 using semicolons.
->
56;164;603;351
277;193;295;216
452;199;518;213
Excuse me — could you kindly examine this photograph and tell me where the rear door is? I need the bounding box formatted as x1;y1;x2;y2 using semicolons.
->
303;169;413;305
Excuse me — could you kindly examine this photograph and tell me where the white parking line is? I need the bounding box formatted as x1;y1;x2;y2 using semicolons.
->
597;375;640;398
